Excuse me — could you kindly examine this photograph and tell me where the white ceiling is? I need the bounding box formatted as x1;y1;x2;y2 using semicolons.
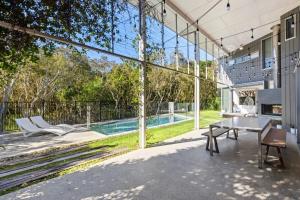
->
163;0;300;56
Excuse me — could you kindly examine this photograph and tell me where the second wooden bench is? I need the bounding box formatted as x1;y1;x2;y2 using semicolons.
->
262;128;287;167
202;128;238;153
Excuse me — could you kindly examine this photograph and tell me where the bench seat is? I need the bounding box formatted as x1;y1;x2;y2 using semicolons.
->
202;128;236;153
262;128;287;148
202;128;231;137
261;128;287;167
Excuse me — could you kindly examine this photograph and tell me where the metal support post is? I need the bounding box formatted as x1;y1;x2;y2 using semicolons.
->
194;31;200;130
138;0;147;148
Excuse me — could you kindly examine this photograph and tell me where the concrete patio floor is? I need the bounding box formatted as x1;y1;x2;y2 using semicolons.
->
0;130;106;160
1;129;300;200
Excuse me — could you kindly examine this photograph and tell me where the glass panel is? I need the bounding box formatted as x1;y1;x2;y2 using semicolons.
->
262;37;272;69
286;15;296;40
222;88;230;113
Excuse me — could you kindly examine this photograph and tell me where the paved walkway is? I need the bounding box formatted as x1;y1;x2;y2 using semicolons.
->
0;130;106;160
1;129;300;200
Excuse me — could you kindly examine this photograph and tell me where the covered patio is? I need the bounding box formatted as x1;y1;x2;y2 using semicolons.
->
1;129;300;200
1;0;300;198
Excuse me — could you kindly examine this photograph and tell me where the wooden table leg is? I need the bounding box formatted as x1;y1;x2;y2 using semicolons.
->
209;125;214;156
258;131;262;168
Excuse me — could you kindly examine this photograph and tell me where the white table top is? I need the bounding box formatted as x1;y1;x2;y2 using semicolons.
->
211;117;271;131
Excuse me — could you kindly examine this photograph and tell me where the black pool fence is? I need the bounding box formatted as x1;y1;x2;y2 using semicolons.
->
0;101;194;133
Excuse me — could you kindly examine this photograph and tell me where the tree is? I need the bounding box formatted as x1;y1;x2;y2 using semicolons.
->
147;68;176;114
199;61;219;109
0;0;129;71
9;49;89;103
0;0;129;131
105;61;139;111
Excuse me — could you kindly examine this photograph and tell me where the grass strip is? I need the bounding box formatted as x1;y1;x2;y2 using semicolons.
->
0;110;222;195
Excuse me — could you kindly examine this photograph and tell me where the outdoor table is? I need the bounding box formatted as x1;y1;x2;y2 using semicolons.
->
209;116;271;168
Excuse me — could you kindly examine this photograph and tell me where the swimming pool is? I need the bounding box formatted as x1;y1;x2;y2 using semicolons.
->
90;114;188;135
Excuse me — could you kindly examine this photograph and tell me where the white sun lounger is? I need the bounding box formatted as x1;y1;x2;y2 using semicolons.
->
30;116;79;132
15;118;71;137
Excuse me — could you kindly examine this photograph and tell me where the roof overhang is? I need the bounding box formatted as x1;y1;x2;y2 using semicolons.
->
156;0;300;57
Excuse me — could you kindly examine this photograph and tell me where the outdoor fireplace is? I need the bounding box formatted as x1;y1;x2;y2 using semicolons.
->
261;104;282;116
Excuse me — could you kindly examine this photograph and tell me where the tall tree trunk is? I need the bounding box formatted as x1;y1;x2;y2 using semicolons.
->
0;77;17;133
156;95;164;116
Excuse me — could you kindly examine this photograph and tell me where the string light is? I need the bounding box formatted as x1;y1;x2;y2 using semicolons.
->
251;28;254;39
196;20;199;32
248;47;251;57
291;14;295;28
163;0;167;16
226;0;230;11
220;37;223;48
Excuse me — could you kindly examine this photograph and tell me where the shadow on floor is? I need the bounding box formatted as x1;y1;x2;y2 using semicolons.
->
1;131;300;200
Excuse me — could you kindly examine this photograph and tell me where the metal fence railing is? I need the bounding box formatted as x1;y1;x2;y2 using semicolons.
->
0;101;193;133
0;101;138;132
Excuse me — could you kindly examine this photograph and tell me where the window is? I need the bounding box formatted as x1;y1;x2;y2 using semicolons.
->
221;88;230;112
239;96;255;105
285;14;296;41
239;90;256;105
262;37;272;69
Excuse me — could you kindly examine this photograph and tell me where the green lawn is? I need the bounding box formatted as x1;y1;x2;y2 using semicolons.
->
3;110;222;170
0;110;223;195
89;110;222;149
199;110;223;128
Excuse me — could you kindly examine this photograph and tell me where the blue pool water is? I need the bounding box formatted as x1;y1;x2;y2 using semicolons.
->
91;115;187;135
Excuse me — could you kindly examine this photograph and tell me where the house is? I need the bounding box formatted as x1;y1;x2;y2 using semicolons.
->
218;6;300;143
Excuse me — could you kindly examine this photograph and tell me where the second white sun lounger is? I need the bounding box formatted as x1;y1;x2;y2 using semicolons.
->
30;116;78;132
15;118;70;137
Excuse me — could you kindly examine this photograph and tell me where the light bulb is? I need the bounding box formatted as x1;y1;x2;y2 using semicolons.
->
291;14;295;28
163;9;167;16
291;21;295;28
226;1;230;11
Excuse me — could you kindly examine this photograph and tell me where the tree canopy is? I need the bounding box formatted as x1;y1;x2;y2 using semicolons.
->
0;0;127;72
0;0;220;131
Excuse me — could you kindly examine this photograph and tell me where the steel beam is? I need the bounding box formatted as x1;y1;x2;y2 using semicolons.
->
194;31;200;130
205;37;208;79
0;20;195;77
161;1;165;66
138;0;147;149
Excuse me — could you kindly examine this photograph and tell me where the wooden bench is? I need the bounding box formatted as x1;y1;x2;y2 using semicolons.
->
261;128;287;167
202;128;237;153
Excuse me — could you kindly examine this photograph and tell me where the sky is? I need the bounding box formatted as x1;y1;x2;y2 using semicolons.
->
85;3;213;65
